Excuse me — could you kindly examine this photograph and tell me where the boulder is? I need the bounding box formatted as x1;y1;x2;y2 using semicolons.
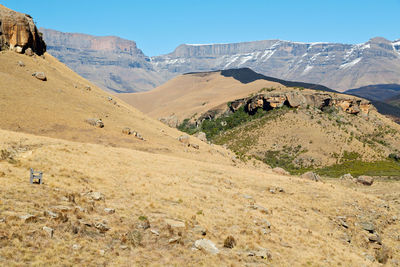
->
272;167;290;176
194;239;219;254
165;219;185;229
159;115;179;128
357;176;374;186
340;173;353;180
43;226;54;238
300;171;320;181
0;6;46;55
223;236;236;248
24;47;33;56
286;92;306;108
88;191;104;201
122;127;131;135
178;135;190;144
266;95;287;108
190;143;199;149
85;118;104;128
32;72;46;81
104;208;115;214
196;132;207;142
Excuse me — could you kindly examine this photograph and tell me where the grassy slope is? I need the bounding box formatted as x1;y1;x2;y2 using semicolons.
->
1;129;400;266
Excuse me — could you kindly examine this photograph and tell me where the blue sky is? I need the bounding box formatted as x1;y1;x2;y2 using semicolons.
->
3;0;400;56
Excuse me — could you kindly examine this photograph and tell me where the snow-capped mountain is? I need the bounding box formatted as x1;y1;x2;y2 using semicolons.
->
152;37;400;92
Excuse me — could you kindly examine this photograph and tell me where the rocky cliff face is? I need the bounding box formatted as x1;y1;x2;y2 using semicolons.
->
0;4;46;55
42;27;400;93
152;37;400;92
40;28;167;93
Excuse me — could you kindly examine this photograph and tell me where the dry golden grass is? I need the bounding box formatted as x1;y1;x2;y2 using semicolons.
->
0;129;399;266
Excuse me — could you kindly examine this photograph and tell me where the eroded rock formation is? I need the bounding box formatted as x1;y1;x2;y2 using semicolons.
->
0;5;46;55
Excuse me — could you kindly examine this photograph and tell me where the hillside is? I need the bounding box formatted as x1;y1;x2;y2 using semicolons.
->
121;69;400;175
1;5;400;266
42;28;400;92
345;84;400;102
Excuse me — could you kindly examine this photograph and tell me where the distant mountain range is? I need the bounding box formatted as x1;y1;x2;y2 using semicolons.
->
41;28;400;94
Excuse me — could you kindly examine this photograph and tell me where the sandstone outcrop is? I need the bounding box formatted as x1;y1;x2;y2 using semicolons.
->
230;91;372;116
0;5;46;55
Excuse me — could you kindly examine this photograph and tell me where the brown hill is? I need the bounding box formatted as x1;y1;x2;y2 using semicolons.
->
121;70;400;173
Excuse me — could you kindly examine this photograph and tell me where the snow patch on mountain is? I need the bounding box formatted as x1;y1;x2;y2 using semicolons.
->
340;58;362;69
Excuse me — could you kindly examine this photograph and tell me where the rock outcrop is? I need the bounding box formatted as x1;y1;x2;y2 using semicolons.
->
230;91;372;116
0;4;46;55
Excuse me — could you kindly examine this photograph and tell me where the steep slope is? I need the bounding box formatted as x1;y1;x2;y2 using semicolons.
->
0;50;235;164
2;128;400;266
40;28;168;93
121;69;400;174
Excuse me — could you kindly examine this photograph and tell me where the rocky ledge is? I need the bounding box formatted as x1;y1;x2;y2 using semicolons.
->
230;91;372;116
0;4;46;55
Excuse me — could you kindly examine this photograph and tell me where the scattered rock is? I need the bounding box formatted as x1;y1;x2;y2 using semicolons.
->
14;46;23;53
24;48;34;56
17;60;25;67
72;244;81;250
360;222;375;233
43;226;54;238
51;205;72;212
248;248;272;260
19;214;36;223
85;86;91;91
107;96;113;101
248;204;269;214
357;176;374;186
272;167;290;176
196;132;207;142
286;91;307;108
300;171;320;181
138;217;150;230
178;135;190;144
122;127;131;135
340;173;353;180
85;118;104;128
190;143;199;149
32;72;46;81
0;218;5;223
104;208;115;214
165;219;185;229
194;239;219;254
94;222;110;233
150;229;160;236
375;245;391;264
168;237;182;244
88;191;104;201
223;236;236;248
99;250;105;256
368;234;382;244
193;225;207;236
339;219;349;229
159;115;179;128
44;210;59;219
243;194;253;199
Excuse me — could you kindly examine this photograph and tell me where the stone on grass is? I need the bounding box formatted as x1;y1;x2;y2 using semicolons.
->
17;60;25;67
14;46;23;53
20;214;36;223
104;208;115;214
357;176;374;186
190;143;199;149
85;118;104;128
196;132;207;142
165;219;185;229
95;222;110;233
122;127;131;135
44;210;59;219
43;226;54;238
72;244;81;250
88;191;104;201
194;239;219;254
25;48;34;56
32;72;46;81
272;167;290;176
223;236;236;248
300;171;320;181
340;173;353;180
178;135;190;144
360;222;375;233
